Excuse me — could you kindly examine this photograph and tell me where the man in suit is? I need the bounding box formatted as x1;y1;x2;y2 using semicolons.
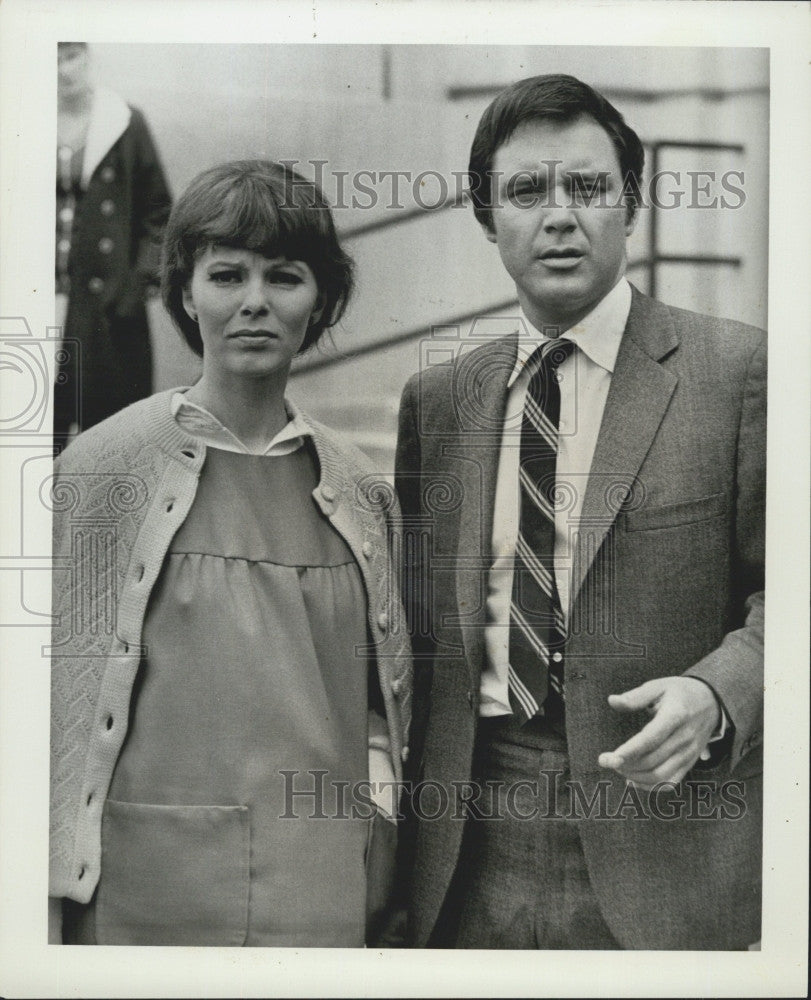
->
395;74;764;949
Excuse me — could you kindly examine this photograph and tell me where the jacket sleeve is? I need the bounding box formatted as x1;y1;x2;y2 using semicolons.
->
394;374;432;666
685;334;766;770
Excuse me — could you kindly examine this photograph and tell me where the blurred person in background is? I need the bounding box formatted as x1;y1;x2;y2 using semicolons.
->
55;41;172;449
49;160;410;946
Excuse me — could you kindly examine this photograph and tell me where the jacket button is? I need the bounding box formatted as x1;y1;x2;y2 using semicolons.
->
98;237;114;254
377;611;388;630
321;485;336;502
58;238;71;254
401;746;410;763
100;199;115;216
391;676;403;696
101;166;115;182
88;277;104;294
59;206;74;224
362;541;374;559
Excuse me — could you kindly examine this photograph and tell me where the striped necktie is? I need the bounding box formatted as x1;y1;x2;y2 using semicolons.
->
508;339;574;724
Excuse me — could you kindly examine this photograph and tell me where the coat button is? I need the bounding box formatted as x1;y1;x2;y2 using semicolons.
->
401;746;410;763
377;611;388;630
100;199;115;216
58;238;71;254
391;676;403;696
98;237;114;254
551;652;563;663
101;166;115;182
59;206;74;224
321;485;336;502
88;277;104;294
362;541;374;559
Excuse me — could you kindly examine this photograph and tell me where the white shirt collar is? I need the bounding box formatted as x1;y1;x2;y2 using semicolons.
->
509;277;632;388
170;391;311;456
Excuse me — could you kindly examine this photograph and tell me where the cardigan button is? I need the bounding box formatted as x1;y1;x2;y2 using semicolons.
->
362;541;374;559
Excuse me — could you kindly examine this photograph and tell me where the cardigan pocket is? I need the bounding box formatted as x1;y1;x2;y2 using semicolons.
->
95;800;250;946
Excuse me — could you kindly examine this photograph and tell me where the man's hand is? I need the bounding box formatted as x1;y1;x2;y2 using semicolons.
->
597;677;721;790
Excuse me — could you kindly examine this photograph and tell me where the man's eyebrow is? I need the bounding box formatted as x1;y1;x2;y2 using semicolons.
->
564;169;613;180
561;165;613;175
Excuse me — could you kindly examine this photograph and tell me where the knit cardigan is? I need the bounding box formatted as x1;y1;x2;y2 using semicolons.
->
49;389;412;903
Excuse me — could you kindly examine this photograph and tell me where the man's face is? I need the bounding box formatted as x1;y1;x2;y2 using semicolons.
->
485;114;637;333
57;44;91;98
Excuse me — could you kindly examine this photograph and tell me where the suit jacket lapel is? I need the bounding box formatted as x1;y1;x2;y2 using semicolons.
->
450;334;518;689
572;289;680;601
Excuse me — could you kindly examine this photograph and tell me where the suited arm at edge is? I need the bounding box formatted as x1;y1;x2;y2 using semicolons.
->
603;333;766;782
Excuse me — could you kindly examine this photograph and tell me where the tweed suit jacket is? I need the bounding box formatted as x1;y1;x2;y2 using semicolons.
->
395;286;765;949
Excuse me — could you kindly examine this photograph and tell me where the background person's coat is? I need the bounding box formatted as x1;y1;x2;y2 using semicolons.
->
395;287;765;949
55;88;171;434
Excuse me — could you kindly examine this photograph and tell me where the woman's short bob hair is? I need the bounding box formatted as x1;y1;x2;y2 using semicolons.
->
162;159;354;356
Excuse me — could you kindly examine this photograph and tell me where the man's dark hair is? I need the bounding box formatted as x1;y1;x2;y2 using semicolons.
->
468;73;645;229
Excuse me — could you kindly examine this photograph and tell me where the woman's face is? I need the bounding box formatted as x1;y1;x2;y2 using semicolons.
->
183;246;324;383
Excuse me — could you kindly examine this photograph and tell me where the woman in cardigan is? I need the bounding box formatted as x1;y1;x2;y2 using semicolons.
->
55;42;172;445
49;160;411;947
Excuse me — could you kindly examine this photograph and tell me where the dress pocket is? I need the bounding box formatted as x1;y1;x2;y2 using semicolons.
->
96;800;250;946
